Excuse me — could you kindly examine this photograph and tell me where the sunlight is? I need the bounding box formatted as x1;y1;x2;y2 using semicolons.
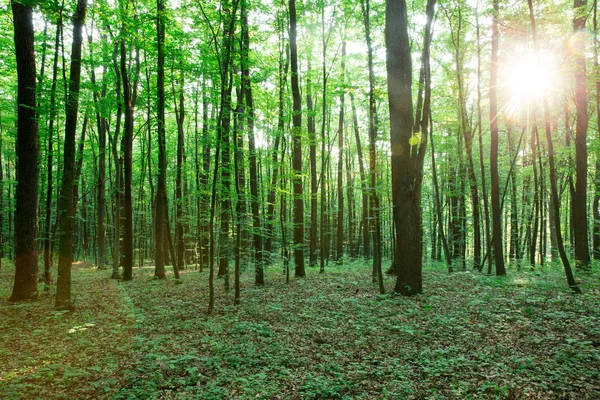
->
502;49;558;120
505;54;554;103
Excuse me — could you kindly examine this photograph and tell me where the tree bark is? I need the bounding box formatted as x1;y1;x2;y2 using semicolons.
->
573;0;591;269
55;0;87;309
9;1;39;302
336;42;346;262
241;0;264;284
154;0;167;279
490;0;506;276
387;0;434;295
289;0;305;277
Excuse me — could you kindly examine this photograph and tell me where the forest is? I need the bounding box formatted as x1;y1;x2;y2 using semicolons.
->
1;0;600;398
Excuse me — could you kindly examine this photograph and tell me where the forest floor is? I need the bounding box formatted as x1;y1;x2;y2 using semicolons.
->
1;259;600;399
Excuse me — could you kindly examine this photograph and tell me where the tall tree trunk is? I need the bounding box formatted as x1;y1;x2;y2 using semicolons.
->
350;92;369;259
241;0;264;285
387;0;434;295
361;0;382;290
308;68;318;267
448;7;481;270
120;32;134;280
89;33;107;271
475;9;492;273
155;0;167;279
429;117;452;271
544;101;581;293
573;0;591;269
489;0;506;276
55;0;87;309
289;0;305;277
174;69;186;272
319;4;329;274
9;1;39;302
336;42;346;262
43;13;63;287
264;25;288;259
593;0;600;260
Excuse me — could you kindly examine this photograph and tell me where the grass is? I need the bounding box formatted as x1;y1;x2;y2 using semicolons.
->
1;258;600;399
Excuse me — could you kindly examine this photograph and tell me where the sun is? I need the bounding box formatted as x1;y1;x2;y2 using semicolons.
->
502;50;558;119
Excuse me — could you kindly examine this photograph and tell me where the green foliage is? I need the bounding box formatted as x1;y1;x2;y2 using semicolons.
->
4;261;599;399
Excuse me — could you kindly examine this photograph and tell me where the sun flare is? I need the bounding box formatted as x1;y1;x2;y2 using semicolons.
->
505;55;554;102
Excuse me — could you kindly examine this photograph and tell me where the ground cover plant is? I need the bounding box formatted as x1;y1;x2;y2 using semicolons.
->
1;261;599;399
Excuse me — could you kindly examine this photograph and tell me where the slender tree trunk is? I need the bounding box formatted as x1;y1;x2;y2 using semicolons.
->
573;0;591;270
174;70;186;272
241;0;264;284
543;101;581;293
0;117;3;272
120;34;134;281
336;42;346;262
319;5;328;274
593;0;600;260
429;117;452;271
155;0;167;279
308;69;318;267
289;0;305;277
350;93;369;259
55;0;87;309
43;13;63;286
475;10;492;273
490;0;506;276
9;1;39;302
361;0;382;290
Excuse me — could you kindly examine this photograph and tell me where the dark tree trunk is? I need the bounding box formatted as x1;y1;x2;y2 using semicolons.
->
200;79;211;269
241;0;264;285
308;70;318;267
429;118;452;271
155;0;167;279
489;0;506;276
264;32;288;259
120;35;134;281
9;1;39;302
55;0;87;310
573;0;591;269
475;12;492;273
289;0;305;277
387;0;434;295
174;71;186;272
544;101;581;293
350;92;369;259
43;12;63;287
336;42;346;262
88;31;107;271
361;0;382;290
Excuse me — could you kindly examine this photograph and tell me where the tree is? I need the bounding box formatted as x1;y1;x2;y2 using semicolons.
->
289;0;305;278
155;0;167;280
120;7;135;281
386;0;435;295
572;0;591;270
55;0;88;310
9;1;39;302
489;0;506;276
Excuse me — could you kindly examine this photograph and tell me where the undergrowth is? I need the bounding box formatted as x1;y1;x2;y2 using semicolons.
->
1;259;599;399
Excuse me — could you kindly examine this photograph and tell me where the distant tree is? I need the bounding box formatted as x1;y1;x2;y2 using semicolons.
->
9;1;39;302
